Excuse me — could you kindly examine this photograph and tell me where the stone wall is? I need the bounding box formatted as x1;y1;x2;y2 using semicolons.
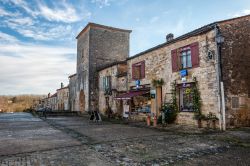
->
69;75;78;112
219;15;250;126
56;87;69;111
98;63;127;115
127;30;219;126
89;27;130;112
76;24;130;112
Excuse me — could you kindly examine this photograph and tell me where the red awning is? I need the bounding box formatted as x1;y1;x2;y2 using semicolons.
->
114;90;149;100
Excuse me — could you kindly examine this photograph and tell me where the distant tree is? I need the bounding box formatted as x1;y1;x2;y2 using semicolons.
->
12;97;17;103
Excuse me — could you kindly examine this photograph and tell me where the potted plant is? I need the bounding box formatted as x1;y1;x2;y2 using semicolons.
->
206;112;219;129
194;113;206;128
152;78;164;87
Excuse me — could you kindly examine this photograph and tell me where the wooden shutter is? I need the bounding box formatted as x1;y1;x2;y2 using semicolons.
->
132;64;136;80
141;61;145;79
190;42;199;68
171;49;178;72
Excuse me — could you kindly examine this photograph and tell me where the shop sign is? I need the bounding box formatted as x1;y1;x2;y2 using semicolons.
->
150;89;156;99
181;77;187;83
135;80;140;89
180;69;188;77
151;94;156;99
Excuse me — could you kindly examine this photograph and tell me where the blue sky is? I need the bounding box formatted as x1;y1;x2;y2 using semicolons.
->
0;0;249;95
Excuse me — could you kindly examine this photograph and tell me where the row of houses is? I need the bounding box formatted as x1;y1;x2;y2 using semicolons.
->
42;14;250;129
38;83;69;111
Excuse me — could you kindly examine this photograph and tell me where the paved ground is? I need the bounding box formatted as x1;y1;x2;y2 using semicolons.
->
0;112;249;166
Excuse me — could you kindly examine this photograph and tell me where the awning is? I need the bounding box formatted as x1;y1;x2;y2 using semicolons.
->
114;90;149;100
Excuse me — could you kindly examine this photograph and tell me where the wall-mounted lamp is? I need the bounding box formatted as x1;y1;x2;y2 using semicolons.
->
216;34;225;44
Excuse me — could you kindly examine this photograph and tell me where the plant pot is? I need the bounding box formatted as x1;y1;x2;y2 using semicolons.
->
206;120;211;129
212;120;216;129
197;119;202;128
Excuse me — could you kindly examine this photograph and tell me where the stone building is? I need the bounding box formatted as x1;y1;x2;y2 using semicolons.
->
56;83;69;111
98;15;250;129
75;23;131;113
48;92;57;111
98;61;128;115
68;73;78;112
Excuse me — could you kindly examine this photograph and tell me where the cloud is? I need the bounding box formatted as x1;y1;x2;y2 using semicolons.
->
0;7;19;17
0;31;19;43
15;24;73;41
38;1;82;23
0;42;76;95
91;0;111;8
7;0;39;17
7;17;34;26
5;0;90;23
149;16;159;23
232;9;250;17
2;15;73;41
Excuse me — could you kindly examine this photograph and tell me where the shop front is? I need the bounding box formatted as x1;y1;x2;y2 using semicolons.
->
114;85;151;121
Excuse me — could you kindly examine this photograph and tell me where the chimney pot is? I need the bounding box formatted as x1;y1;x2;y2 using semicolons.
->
61;82;64;88
166;33;174;42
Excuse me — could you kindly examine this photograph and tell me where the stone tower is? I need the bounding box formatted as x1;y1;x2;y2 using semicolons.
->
76;23;131;112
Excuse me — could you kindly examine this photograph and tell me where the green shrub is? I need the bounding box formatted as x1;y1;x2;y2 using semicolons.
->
159;103;178;124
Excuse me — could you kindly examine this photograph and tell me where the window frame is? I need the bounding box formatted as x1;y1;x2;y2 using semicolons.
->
180;48;192;69
179;83;194;112
132;61;145;80
231;97;239;109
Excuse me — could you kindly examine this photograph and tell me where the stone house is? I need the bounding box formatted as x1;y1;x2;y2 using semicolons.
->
98;61;128;115
68;73;78;112
48;92;57;111
74;23;131;113
56;84;69;111
98;15;250;129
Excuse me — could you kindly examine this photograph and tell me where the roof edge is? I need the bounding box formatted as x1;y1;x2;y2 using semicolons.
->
68;73;76;78
76;22;132;39
97;61;127;72
127;14;250;61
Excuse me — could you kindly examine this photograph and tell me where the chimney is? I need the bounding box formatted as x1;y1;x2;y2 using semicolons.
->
166;33;174;42
61;82;64;88
48;93;50;98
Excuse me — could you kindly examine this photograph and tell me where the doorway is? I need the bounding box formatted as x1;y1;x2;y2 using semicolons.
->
79;90;85;112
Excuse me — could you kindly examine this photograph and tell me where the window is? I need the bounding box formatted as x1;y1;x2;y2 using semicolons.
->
232;97;239;109
132;61;145;80
180;84;194;112
181;49;192;69
103;76;111;91
171;42;199;72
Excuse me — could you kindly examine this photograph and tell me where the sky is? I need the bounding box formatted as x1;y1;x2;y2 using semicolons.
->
0;0;249;95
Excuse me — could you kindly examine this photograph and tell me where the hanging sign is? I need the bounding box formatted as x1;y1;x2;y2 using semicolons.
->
180;69;188;77
135;80;140;89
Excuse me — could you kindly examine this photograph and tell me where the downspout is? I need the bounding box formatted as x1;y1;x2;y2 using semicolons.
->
214;24;226;131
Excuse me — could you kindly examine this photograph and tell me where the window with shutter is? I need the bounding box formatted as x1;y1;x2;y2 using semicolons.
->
171;49;178;72
132;61;145;80
172;42;200;72
190;42;199;68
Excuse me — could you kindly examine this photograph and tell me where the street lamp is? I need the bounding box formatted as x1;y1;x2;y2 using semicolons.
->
216;34;225;44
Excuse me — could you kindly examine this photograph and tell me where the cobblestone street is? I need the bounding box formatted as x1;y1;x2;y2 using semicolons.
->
0;112;249;166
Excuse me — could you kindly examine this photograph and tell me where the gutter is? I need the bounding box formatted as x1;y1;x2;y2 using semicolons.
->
214;24;226;131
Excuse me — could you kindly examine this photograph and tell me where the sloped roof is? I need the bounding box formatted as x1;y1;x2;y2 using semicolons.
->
127;14;250;60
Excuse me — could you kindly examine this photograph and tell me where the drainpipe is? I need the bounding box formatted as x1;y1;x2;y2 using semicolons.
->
214;24;226;131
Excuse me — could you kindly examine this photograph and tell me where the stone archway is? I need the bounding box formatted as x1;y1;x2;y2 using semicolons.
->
79;90;85;112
